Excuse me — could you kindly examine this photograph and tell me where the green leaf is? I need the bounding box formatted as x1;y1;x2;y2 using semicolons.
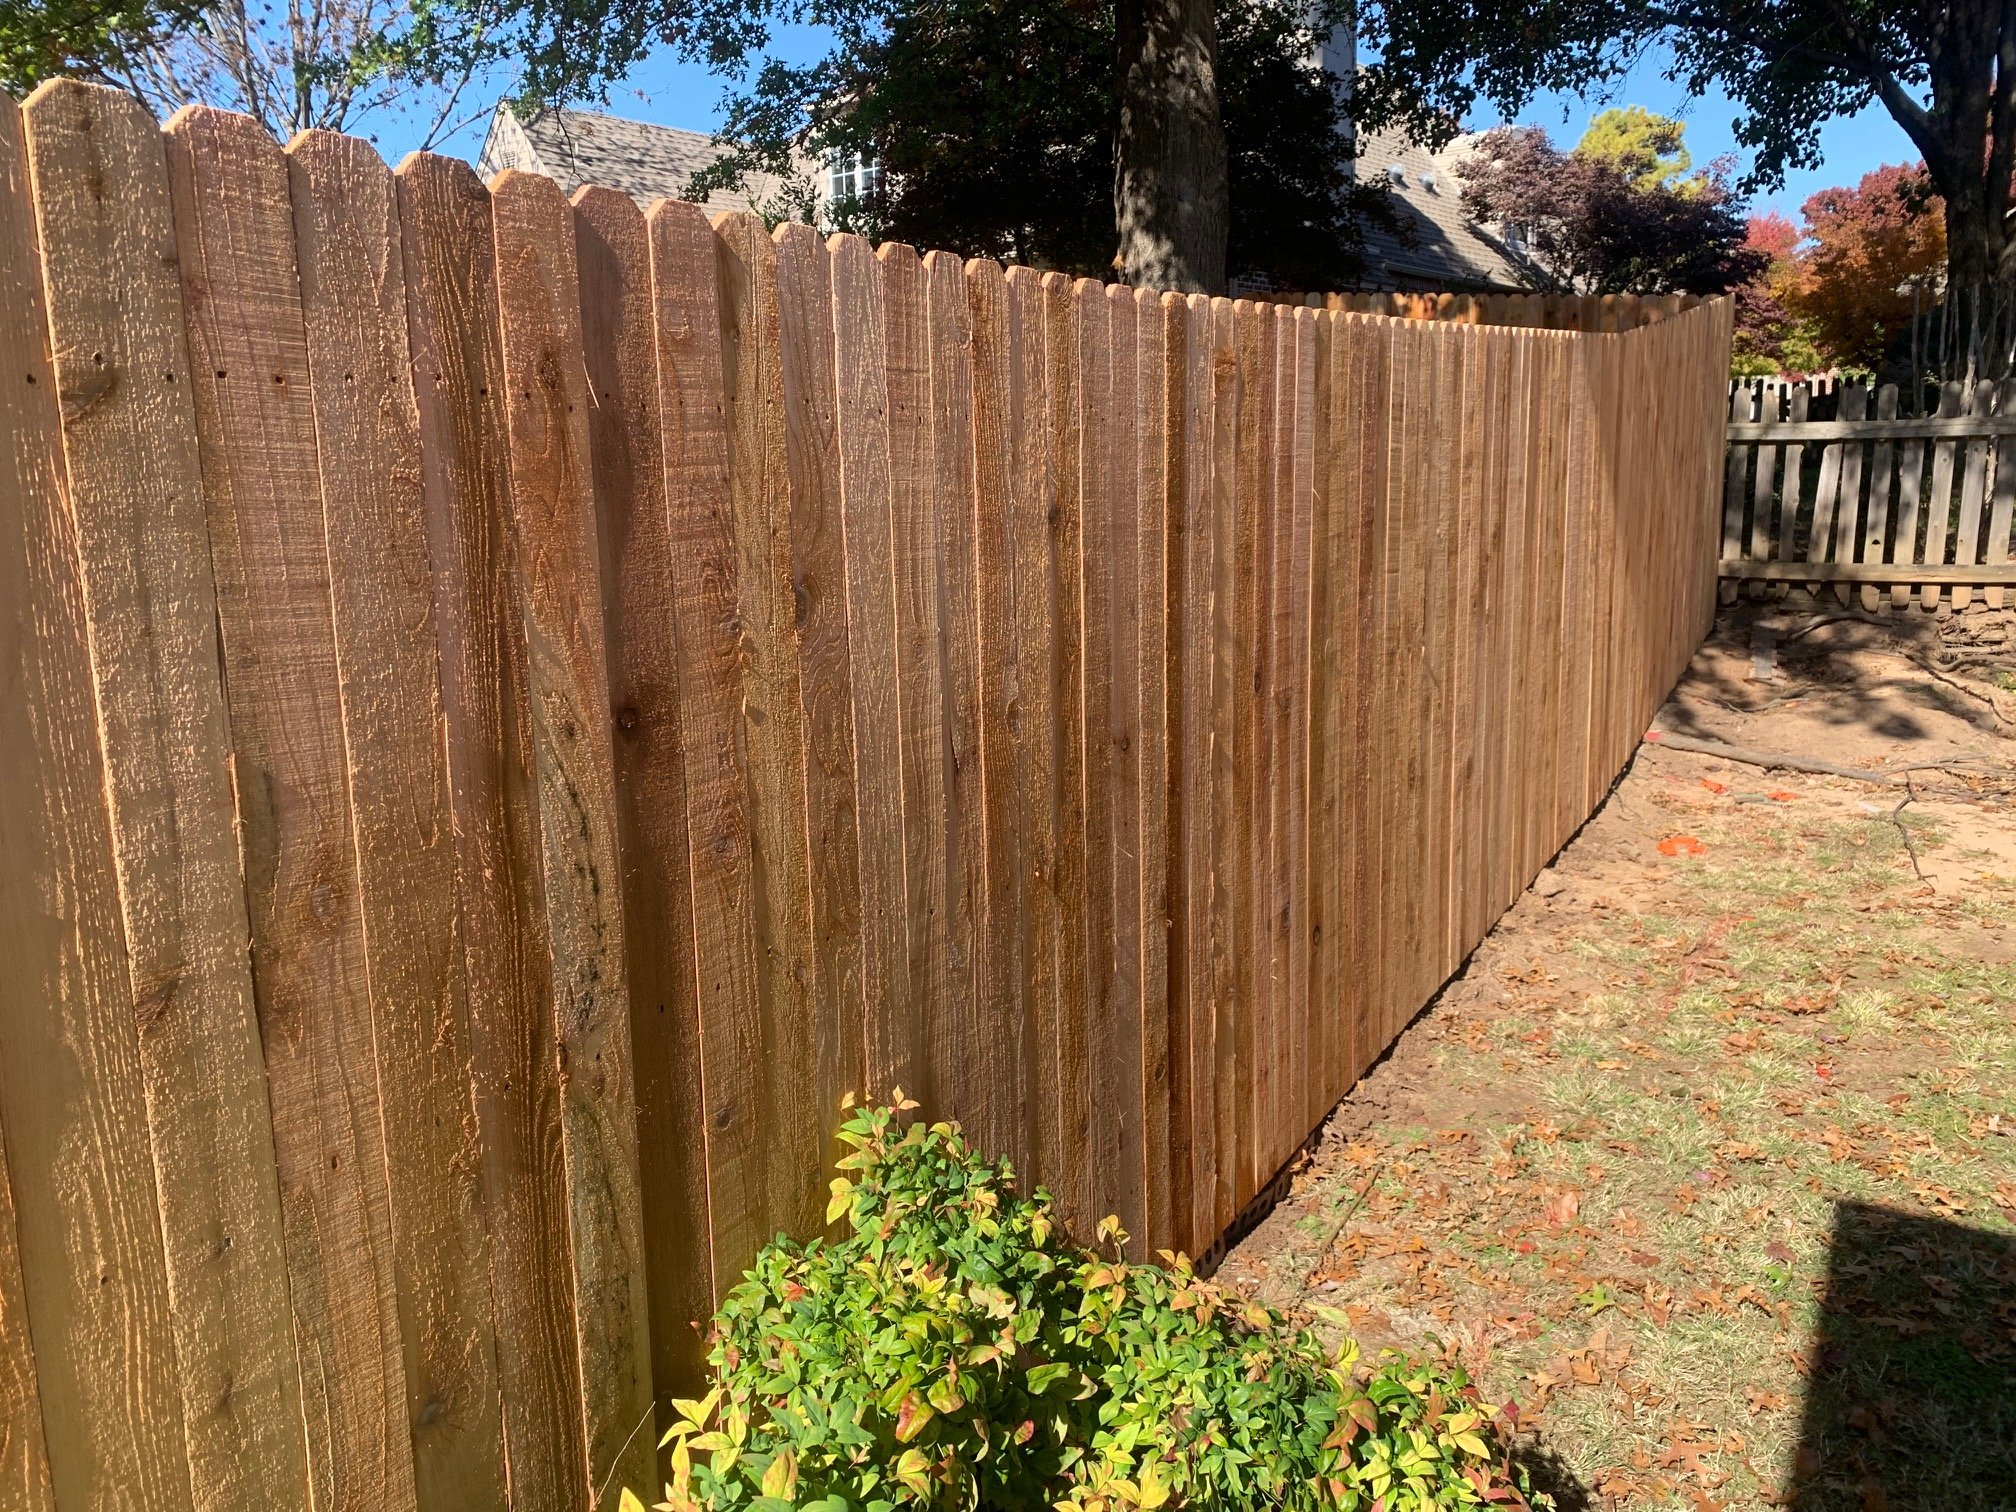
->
1026;1362;1072;1394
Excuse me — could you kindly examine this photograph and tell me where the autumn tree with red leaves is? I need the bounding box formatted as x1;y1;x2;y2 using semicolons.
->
1797;164;1946;370
1731;165;1947;376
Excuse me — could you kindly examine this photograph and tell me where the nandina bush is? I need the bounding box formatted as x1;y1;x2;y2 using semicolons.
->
627;1097;1536;1512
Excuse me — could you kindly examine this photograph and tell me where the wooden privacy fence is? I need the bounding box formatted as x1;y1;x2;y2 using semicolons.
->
1721;376;2016;611
0;80;1733;1512
1266;290;1704;332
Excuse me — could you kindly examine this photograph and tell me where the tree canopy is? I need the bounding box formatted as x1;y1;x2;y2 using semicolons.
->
1456;120;1761;295
679;0;1391;289
1732;163;1946;376
1353;0;2016;373
2;0;195;98
1574;105;1692;192
1;0;504;145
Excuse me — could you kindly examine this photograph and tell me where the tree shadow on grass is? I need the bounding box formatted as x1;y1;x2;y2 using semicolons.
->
1789;1201;2016;1510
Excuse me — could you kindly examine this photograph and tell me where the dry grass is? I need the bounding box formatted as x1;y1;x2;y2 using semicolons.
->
1226;779;2016;1511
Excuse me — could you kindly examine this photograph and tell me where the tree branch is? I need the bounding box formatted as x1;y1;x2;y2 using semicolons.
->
1643;0;1947;173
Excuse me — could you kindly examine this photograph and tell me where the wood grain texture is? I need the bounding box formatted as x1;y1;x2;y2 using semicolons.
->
1861;385;1898;612
1953;380;1997;611
0;115;1739;1495
488;168;655;1507
776;225;868;1127
1135;288;1174;1253
0;88;192;1512
1305;311;1341;1134
1230;301;1266;1205
1345;315;1391;1086
1206;296;1242;1232
1168;293;1214;1258
920;251;994;1151
291;129;506;1511
710;210;830;1242
1921;382;1965;610
814;231;894;1103
880;244;951;1118
1281;310;1315;1143
1087;280;1136;1237
1251;305;1283;1185
0;1096;53;1512
571;184;714;1408
165;103;416;1512
1072;278;1120;1233
643;200;776;1294
959;264;1032;1185
397;150;587;1512
1044;274;1093;1233
1828;385;1868;607
1778;387;1810;583
20;79;306;1512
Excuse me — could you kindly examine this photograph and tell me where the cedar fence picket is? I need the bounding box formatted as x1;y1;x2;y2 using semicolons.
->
0;82;1733;1512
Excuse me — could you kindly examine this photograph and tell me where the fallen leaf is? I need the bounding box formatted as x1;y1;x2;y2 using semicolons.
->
1700;779;1729;795
1765;1242;1795;1264
1912;1183;1970;1214
1769;790;1799;802
1659;834;1709;858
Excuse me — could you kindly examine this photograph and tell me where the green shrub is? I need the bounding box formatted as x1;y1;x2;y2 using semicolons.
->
628;1097;1535;1512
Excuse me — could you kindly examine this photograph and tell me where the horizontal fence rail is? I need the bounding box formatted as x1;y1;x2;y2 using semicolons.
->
0;79;1734;1512
1721;376;2016;611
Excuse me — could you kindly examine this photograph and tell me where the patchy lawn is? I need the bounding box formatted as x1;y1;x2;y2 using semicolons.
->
1223;608;2016;1511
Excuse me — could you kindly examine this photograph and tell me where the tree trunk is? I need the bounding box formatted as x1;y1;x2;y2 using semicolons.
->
1114;0;1229;294
1934;150;2015;380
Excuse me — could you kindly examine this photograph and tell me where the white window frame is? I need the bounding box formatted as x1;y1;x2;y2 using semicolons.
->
827;152;883;205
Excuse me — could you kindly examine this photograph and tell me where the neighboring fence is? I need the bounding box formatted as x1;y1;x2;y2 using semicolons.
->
1721;377;2016;611
1266;290;1704;332
0;80;1734;1512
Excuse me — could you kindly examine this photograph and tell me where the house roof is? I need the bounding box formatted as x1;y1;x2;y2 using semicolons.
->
475;99;1529;294
475;103;799;219
1348;125;1530;293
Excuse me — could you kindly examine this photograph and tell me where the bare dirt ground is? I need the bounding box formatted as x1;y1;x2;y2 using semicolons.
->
1223;604;2016;1511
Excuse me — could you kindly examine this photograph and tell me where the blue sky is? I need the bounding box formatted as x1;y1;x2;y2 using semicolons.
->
386;27;1920;225
1516;44;1917;219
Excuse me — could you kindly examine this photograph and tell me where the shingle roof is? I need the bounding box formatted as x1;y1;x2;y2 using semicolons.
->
1348;125;1530;293
476;100;1530;294
475;103;799;219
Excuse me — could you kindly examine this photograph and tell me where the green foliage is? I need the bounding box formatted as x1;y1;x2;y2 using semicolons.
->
669;0;1389;290
1351;0;2016;366
0;0;198;98
1572;107;1691;194
0;0;509;146
630;1099;1533;1512
1457;123;1761;295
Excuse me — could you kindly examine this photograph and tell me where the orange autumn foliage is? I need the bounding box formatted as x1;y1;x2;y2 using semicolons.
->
1797;164;1946;369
